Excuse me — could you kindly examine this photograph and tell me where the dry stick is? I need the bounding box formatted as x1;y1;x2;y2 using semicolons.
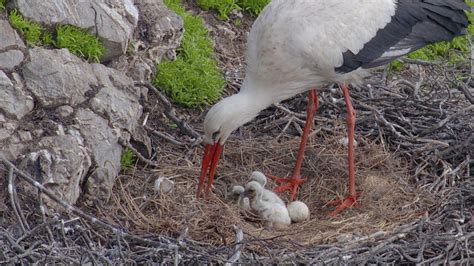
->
0;156;178;250
226;225;244;264
135;82;201;140
7;167;28;234
419;105;474;136
145;125;184;146
118;137;160;168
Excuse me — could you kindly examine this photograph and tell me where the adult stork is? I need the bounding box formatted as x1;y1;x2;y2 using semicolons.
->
197;0;469;216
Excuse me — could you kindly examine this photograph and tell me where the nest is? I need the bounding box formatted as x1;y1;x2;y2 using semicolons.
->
1;13;473;261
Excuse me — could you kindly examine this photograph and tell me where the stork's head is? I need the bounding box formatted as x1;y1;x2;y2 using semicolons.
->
197;90;273;198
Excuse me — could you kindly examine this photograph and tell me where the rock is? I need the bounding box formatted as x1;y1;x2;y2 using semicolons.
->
56;105;75;118
0;19;25;50
13;0;138;61
0;70;34;119
111;0;183;80
136;0;183;62
19;134;92;209
89;64;143;133
23;48;98;107
153;176;174;194
0;121;18;141
0;143;25;161
0;50;25;71
74;108;122;202
130;125;152;158
17;131;32;142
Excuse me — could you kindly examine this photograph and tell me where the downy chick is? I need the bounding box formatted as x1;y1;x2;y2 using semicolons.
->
244;181;290;229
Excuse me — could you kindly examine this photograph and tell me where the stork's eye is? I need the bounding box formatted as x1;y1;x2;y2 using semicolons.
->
212;130;220;141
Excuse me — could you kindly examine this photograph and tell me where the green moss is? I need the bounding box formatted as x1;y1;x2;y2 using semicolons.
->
197;0;240;20
55;25;105;62
120;148;136;171
9;9;43;45
154;0;225;108
0;0;7;11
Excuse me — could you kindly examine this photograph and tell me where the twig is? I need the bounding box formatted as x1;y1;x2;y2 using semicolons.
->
135;82;201;140
0;156;178;250
226;225;244;264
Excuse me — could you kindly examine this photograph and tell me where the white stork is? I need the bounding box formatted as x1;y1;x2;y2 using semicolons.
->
197;0;469;216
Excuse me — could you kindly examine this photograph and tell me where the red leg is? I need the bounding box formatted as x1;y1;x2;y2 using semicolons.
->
268;89;319;201
328;84;359;216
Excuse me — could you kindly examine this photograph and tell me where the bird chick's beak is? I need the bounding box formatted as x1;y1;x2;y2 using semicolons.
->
197;143;224;198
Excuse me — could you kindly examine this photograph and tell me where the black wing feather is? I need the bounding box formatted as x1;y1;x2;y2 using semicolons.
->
336;0;469;73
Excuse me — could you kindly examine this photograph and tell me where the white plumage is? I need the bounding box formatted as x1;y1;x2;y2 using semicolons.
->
245;181;291;228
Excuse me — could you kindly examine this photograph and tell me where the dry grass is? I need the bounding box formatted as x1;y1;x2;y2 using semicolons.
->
97;130;436;253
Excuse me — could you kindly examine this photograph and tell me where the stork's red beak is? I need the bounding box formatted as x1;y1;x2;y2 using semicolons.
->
197;143;224;198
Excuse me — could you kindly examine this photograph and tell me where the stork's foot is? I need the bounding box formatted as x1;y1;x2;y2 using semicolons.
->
267;174;306;201
327;193;360;217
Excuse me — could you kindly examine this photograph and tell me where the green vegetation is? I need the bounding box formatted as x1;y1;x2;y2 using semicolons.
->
237;0;270;15
7;9;105;61
9;9;43;45
0;0;7;11
120;148;136;171
197;0;240;20
196;0;269;19
55;25;105;62
154;0;225;108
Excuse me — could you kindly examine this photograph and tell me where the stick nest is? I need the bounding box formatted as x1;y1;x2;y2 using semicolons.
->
1;45;472;265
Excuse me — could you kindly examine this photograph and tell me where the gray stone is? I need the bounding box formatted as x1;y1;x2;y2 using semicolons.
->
20;134;91;208
74;108;122;202
137;0;183;62
23;48;98;107
111;0;183;80
90;64;142;132
56;105;74;118
0;143;25;161
0;70;34;119
0;121;18;141
0;19;25;50
13;0;138;61
131;125;152;158
17;131;33;141
0;50;25;71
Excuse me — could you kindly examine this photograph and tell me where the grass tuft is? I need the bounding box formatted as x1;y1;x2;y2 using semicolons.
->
197;0;240;20
196;0;269;19
236;0;270;15
120;148;136;171
9;9;43;45
55;25;105;62
154;0;225;108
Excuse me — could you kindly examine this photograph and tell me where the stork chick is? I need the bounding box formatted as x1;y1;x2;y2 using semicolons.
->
250;171;267;187
232;185;251;210
244;181;290;229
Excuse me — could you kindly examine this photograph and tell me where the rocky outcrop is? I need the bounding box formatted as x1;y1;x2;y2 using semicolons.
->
12;0;139;61
1;46;144;207
1;0;184;210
